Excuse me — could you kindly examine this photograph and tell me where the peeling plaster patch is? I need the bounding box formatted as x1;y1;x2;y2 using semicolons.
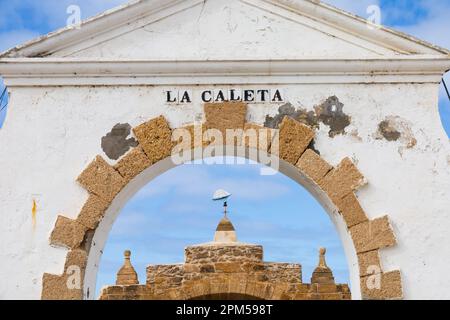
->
375;116;417;153
101;123;138;160
264;97;351;138
314;96;351;138
378;120;401;141
264;103;319;129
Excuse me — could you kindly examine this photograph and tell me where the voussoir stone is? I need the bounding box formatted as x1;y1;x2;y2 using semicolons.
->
114;146;152;183
275;116;315;165
350;215;397;253
361;270;403;300
77;155;126;203
50;216;87;249
296;149;332;182
133;116;174;164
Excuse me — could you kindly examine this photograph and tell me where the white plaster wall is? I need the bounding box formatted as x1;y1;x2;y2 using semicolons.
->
0;82;448;299
62;0;390;59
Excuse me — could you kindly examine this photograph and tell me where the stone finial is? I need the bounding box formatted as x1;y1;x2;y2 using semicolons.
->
116;250;139;285
318;247;328;268
311;247;335;285
214;217;237;243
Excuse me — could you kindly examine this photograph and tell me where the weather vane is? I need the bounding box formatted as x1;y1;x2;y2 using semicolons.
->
212;189;231;218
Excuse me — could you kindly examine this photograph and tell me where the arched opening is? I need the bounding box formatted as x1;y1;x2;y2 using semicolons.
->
84;146;360;300
95;158;350;300
44;114;401;300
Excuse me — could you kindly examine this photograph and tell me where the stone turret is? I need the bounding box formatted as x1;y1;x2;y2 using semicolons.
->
116;250;139;285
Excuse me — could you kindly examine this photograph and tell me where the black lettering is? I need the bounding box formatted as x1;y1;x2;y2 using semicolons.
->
180;91;191;103
202;90;212;103
244;90;255;102
230;89;241;101
272;89;283;102
257;89;270;102
215;90;226;102
166;91;177;103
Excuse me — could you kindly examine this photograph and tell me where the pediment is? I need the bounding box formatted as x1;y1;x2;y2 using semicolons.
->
1;0;448;59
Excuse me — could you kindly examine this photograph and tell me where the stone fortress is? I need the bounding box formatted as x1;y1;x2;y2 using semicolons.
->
100;201;351;300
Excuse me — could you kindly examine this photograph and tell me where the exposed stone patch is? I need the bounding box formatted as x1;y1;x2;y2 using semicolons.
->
314;96;351;138
101;123;138;160
376;116;417;152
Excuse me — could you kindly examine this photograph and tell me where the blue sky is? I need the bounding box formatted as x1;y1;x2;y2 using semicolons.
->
0;0;449;298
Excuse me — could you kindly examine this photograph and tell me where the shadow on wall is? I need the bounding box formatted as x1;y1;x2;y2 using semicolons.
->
440;72;450;138
0;78;8;128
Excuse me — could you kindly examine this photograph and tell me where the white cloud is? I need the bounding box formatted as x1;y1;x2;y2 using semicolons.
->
390;0;450;50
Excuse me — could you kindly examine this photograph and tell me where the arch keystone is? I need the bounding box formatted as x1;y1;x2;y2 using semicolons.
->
204;102;247;135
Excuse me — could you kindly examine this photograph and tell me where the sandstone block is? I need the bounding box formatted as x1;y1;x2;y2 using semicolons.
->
114;146;152;182
296;149;332;182
204;102;247;134
275;116;315;165
133;116;173;164
350;216;397;253
41;273;83;300
361;270;403;300
76;194;109;230
319;157;365;202
358;250;382;277
50;216;87;249
334;193;368;228
77;155;125;203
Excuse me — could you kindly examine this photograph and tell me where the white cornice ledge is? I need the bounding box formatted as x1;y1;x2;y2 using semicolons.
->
1;58;449;86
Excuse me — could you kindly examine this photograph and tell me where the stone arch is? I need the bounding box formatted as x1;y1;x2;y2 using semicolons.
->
42;103;403;300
